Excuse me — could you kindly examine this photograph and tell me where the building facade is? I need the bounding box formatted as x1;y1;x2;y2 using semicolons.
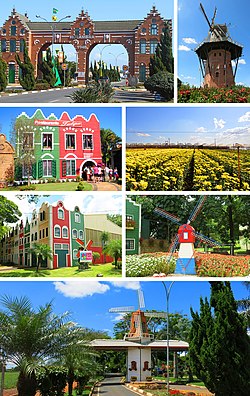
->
0;6;171;84
0;200;122;269
0;134;15;187
126;198;141;255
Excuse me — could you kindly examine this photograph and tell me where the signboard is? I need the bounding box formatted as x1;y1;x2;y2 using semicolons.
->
123;65;128;71
61;63;68;70
58;52;64;63
80;251;93;263
34;119;84;127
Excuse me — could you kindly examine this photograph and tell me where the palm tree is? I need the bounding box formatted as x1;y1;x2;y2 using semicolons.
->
0;296;79;396
101;231;110;263
103;239;122;269
28;243;53;272
100;128;121;165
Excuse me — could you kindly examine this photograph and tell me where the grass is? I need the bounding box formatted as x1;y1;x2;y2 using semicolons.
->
153;376;205;387
1;182;92;191
0;263;122;278
4;371;19;389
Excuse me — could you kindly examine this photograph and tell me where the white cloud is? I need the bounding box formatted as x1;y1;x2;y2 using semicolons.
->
232;59;246;67
196;127;207;133
222;126;250;137
111;313;126;322
182;37;197;45
214;118;226;129
178;45;191;52
238;111;250;122
137;133;150;137
54;281;110;298
111;281;140;290
62;194;122;215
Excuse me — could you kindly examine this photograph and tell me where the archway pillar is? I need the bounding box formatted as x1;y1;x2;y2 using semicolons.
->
76;47;88;84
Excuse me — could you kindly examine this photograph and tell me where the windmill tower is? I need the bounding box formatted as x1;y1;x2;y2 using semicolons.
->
109;289;166;381
155;196;221;275
195;3;243;88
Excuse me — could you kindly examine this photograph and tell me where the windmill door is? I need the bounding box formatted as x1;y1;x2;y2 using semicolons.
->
8;64;15;83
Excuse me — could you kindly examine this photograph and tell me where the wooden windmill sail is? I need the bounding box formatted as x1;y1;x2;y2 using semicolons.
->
109;289;166;344
195;3;243;88
154;196;221;275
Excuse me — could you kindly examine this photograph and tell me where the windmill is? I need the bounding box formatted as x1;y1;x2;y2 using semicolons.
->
109;288;166;344
195;3;243;88
154;196;221;275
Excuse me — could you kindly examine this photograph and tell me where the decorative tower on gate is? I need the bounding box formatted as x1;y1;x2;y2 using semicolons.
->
195;3;243;88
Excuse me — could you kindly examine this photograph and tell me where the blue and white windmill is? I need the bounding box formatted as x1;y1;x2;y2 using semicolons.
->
154;196;221;275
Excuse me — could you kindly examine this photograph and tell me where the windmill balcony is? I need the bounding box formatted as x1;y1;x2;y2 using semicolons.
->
126;219;136;229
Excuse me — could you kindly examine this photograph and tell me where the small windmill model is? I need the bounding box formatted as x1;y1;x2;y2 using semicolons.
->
109;288;166;345
195;3;243;88
154;196;221;275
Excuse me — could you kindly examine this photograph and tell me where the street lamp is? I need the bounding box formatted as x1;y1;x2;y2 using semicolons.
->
35;14;71;57
108;52;125;67
162;281;175;395
99;44;111;76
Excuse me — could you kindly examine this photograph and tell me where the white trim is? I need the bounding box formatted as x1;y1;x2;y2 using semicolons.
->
54;225;61;238
40;153;54;159
65;132;77;150
72;229;78;239
82;133;94;151
41;131;54;151
63;153;78;159
62;226;69;239
58;208;64;220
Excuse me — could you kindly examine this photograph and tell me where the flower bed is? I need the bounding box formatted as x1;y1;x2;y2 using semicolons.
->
126;253;176;277
178;85;250;103
195;254;250;277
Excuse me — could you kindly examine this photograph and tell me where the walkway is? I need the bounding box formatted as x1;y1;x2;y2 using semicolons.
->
92;377;135;396
91;182;122;191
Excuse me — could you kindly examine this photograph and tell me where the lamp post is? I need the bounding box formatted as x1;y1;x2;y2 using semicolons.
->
99;44;111;76
35;14;71;58
108;52;125;67
162;281;175;395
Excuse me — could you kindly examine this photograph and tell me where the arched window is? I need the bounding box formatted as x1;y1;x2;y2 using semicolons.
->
1;39;6;52
131;361;137;371
10;39;16;52
75;213;80;223
139;64;146;82
139;39;146;54
79;230;84;240
54;226;61;238
72;229;78;239
11;26;16;36
151;23;157;35
62;226;68;238
73;249;78;259
58;208;64;220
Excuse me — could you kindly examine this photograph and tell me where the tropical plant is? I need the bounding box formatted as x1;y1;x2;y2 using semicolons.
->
92;252;100;264
0;296;79;396
16;41;35;90
100;128;121;165
69;80;114;103
100;231;109;263
28;243;53;272
103;239;122;269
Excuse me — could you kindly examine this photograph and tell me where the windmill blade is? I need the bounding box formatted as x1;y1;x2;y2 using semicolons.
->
194;231;221;247
138;289;145;309
144;312;167;318
200;3;212;30
167;233;179;263
109;306;134;313
211;7;217;26
188;196;207;223
154;207;182;225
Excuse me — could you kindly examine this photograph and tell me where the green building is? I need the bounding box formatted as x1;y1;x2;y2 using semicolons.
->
15;109;60;180
70;206;85;266
126;197;141;255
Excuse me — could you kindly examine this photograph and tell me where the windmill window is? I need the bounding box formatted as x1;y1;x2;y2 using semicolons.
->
183;232;188;240
131;361;137;371
214;53;216;57
219;52;222;56
215;71;219;78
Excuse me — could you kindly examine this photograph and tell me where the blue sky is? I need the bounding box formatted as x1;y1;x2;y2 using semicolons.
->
178;0;250;86
0;107;122;141
126;106;250;145
0;281;247;336
0;1;172;66
1;193;122;225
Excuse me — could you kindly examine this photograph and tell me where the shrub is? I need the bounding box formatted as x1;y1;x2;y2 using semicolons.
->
144;71;174;101
69;80;114;103
195;253;250;277
19;185;36;191
92;251;100;263
178;85;250;103
37;366;67;396
15;41;35;90
0;58;7;92
35;82;50;90
76;181;86;191
126;254;176;277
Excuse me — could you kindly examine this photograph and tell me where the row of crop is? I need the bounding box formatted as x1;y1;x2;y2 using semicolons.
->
126;148;193;191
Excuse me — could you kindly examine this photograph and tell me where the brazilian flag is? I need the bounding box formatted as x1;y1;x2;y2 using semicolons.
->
53;8;58;14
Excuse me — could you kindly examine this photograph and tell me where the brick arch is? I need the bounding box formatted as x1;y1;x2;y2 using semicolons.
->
0;6;171;85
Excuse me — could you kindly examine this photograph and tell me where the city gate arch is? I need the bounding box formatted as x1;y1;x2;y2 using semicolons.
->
0;6;171;84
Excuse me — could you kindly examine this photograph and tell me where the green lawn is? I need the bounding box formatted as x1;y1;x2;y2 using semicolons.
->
0;263;122;278
4;371;19;389
1;182;92;191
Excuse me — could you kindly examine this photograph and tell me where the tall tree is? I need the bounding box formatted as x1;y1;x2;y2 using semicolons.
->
189;282;250;396
16;41;35;90
103;239;122;269
149;23;173;76
28;243;53;272
0;296;81;396
0;57;7;92
39;48;57;88
0;196;22;238
100;128;121;165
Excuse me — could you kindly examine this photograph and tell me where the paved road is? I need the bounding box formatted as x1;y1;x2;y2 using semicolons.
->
0;87;155;103
92;377;136;396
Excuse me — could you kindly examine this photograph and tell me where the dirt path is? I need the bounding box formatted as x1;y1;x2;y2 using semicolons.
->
91;182;122;191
